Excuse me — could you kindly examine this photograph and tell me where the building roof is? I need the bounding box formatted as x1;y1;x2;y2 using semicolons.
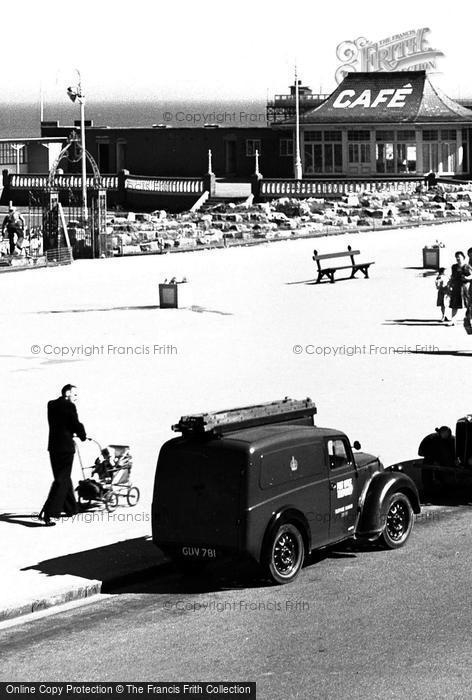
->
297;71;472;125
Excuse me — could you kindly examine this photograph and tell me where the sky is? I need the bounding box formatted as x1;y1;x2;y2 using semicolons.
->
4;0;472;104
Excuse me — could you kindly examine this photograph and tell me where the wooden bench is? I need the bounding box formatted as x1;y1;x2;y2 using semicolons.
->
312;245;374;284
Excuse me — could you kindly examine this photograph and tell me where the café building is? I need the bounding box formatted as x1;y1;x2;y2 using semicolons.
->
291;71;472;178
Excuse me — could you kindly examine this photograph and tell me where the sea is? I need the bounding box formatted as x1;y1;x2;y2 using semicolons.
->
0;99;269;138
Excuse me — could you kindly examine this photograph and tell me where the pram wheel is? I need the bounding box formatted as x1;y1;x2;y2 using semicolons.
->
126;486;140;507
104;491;119;512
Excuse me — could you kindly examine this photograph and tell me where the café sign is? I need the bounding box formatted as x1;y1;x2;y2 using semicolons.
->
335;28;444;84
333;84;413;109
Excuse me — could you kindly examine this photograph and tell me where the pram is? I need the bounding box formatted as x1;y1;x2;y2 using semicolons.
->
75;439;140;512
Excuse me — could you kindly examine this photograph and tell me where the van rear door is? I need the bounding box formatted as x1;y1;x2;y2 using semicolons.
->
152;441;244;553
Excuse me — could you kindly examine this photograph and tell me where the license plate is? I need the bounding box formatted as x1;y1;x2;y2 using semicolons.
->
181;546;218;559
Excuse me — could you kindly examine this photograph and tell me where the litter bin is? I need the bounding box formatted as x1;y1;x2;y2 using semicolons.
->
159;283;178;308
422;246;441;270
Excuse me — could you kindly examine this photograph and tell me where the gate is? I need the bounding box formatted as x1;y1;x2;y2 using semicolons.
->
36;131;110;259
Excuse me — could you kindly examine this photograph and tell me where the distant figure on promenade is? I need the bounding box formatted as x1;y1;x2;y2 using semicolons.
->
424;171;437;189
435;267;449;323
39;384;87;526
2;206;25;255
448;251;471;325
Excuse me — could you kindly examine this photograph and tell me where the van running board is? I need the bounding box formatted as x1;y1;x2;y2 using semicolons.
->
172;397;317;436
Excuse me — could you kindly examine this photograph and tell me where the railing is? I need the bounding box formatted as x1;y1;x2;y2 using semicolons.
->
259;177;424;198
124;175;204;195
10;174;119;190
269;94;329;103
45;246;73;265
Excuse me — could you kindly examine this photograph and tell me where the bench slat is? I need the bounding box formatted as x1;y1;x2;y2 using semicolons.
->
313;250;360;261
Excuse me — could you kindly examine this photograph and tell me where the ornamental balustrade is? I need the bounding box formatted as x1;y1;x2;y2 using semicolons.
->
10;174;119;190
259;177;424;198
123;176;204;195
9;173;204;196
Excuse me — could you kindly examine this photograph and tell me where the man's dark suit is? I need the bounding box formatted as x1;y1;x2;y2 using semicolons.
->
42;397;87;518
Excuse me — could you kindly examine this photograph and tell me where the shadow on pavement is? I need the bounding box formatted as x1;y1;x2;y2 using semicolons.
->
20;536;160;580
0;512;45;528
383;318;447;326
17;535;365;595
36;305;160;314
33;305;232;316
408;349;472;356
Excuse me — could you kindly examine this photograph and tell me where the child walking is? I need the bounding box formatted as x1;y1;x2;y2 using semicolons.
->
435;267;449;322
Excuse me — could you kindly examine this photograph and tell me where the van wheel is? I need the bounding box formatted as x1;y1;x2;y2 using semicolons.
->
379;493;413;549
264;523;305;585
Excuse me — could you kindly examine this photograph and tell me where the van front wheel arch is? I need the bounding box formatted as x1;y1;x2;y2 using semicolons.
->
263;522;305;585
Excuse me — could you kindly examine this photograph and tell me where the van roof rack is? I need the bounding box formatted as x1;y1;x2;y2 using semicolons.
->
172;397;316;436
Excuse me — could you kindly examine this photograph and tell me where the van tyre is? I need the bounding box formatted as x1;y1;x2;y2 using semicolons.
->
379;493;413;549
264;522;305;585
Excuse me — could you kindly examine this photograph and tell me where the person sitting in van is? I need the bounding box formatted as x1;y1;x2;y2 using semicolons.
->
418;426;455;467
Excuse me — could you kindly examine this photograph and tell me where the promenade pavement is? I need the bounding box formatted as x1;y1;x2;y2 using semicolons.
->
1;220;472;623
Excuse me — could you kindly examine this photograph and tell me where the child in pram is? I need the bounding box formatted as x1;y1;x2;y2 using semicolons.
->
92;446;132;486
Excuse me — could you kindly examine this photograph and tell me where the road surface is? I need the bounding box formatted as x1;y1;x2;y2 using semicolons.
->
2;504;472;699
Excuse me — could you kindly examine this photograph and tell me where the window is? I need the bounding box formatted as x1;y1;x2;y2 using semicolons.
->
323;130;342;142
441;130;457;141
246;139;261;157
376;142;395;173
348;143;370;164
327;439;350;470
348;130;370;141
324;143;343;173
397;130;416;141
441;142;457;172
396;143;417;173
0;143;26;165
280;139;293;157
423;143;439;172
304;143;322;173
116;140;127;171
304;131;322;142
422;130;438;141
376;131;395;142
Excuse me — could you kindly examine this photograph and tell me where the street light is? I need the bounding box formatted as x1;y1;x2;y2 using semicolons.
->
294;65;303;180
66;70;88;224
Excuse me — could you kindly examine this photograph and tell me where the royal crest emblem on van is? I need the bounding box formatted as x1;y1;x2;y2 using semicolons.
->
290;456;298;472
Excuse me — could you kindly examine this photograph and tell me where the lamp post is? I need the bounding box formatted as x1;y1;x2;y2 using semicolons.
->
294;66;303;180
67;71;88;225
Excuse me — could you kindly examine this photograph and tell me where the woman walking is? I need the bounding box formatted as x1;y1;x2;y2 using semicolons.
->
448;251;472;325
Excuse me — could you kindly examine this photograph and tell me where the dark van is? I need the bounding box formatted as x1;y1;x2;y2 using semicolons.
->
152;398;420;584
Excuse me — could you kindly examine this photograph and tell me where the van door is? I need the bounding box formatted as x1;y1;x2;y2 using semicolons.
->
326;437;358;541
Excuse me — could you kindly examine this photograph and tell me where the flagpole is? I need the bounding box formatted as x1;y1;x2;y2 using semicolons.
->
294;65;303;180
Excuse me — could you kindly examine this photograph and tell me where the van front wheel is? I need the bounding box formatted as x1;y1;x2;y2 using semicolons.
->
379;493;413;549
264;523;305;585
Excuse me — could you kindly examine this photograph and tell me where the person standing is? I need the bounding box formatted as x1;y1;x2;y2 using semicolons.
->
448;251;472;325
2;206;25;255
435;267;449;322
39;384;87;526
